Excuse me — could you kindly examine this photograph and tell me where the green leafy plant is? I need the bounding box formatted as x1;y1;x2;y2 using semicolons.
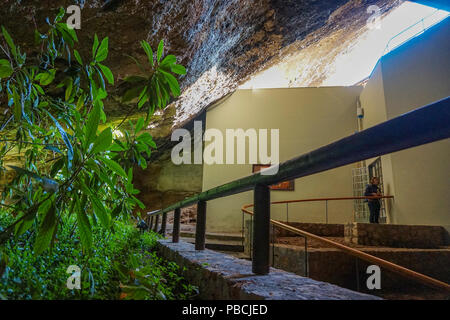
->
0;8;185;257
0;213;197;300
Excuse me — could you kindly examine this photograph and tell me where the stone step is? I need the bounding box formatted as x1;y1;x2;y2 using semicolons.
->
179;230;243;242
157;239;380;300
180;237;244;252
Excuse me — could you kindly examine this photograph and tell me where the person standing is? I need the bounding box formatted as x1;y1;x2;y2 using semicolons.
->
365;177;382;223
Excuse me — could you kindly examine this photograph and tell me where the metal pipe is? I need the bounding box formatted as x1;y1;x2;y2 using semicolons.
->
252;184;271;275
286;202;289;223
161;212;167;237
154;214;159;232
272;224;275;267
241;209;244;248
250;214;253;259
355;258;360;292
149;216;154;230
172;208;181;243
195;201;207;250
304;236;308;277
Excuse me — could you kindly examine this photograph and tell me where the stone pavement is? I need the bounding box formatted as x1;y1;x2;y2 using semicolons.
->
157;239;381;300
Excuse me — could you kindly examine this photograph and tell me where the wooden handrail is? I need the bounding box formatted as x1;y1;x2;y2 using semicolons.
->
241;196;450;293
247;195;394;206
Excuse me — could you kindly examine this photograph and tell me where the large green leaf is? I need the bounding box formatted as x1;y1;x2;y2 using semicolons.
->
157;39;164;62
91;127;112;154
12;86;21;121
132;196;145;209
97;167;116;191
160;70;180;97
79;181;110;228
1;26;17;58
171;64;186;75
38;69;56;86
85;101;101;146
95;37;109;62
76;197;92;251
135;117;145;133
14;210;37;237
56;22;78;43
136;132;156;148
137;86;149;109
46;111;74;169
92;34;99;58
89;193;109;228
98;63;114;85
140;40;154;67
65;78;73;101
74;49;83;65
34;200;57;255
160;55;176;67
9;165;43;182
100;157;127;178
0;59;13;78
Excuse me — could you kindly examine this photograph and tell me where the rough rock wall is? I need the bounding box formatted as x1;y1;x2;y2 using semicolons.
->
0;0;400;126
1;0;402;210
133;150;203;212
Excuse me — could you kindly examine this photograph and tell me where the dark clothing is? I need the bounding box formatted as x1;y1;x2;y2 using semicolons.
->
137;219;148;233
364;184;380;202
368;201;381;223
365;184;381;223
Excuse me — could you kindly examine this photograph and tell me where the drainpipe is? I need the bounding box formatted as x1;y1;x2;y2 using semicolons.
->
356;97;366;168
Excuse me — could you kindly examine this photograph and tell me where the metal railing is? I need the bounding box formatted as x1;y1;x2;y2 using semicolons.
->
382;10;449;55
146;96;450;288
241;195;394;225
241;195;450;292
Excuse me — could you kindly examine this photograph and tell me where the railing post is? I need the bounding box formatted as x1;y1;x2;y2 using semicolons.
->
161;212;167;237
145;216;149;228
172;208;181;243
252;184;271;275
286;202;289;223
149;216;154;230
304;236;308;277
241;210;244;248
249;214;253;259
355;258;360;291
154;214;159;232
195;201;207;250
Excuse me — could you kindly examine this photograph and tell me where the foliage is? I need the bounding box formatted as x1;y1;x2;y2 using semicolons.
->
0;211;198;300
0;8;185;255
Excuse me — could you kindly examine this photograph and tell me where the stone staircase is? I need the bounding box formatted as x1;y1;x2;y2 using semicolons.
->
242;221;450;300
165;223;244;253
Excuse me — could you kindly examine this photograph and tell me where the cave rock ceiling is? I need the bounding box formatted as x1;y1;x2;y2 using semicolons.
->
1;0;401;133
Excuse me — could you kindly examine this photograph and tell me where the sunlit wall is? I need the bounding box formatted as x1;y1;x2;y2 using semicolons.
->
240;1;449;89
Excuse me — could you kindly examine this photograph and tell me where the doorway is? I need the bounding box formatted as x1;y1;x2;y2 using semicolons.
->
368;157;387;223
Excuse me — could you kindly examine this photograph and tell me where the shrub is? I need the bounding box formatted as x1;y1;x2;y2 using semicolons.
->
0;211;197;300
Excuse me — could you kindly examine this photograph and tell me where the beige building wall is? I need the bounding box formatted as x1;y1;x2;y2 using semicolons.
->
360;17;450;229
203;87;362;233
359;62;397;223
202;18;450;234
